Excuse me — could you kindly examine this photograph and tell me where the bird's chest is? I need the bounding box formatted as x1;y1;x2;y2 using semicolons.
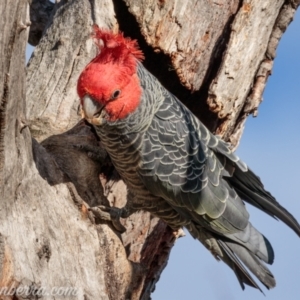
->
101;131;142;165
97;128;150;196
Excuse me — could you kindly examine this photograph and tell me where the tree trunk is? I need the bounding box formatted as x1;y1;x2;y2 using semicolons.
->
0;0;299;299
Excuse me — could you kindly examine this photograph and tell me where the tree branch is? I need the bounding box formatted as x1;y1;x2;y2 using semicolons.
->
228;0;300;148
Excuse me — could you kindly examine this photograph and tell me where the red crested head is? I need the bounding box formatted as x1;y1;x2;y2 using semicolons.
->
77;26;144;124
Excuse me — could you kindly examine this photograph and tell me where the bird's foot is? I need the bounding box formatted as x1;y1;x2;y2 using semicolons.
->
89;205;126;233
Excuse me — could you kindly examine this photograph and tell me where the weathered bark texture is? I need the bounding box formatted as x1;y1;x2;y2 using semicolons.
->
120;0;300;146
0;0;299;299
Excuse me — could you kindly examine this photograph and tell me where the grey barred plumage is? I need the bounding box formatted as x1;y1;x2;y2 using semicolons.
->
87;62;300;290
77;30;300;292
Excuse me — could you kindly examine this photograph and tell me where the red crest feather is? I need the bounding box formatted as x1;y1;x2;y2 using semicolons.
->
91;25;144;72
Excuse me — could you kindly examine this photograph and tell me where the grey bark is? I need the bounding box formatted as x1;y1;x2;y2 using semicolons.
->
0;0;299;299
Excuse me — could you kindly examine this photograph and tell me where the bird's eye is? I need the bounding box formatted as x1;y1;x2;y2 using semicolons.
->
111;90;121;100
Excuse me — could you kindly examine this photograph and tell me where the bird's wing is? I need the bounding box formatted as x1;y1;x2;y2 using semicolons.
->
139;85;300;237
136;67;283;289
138;91;250;235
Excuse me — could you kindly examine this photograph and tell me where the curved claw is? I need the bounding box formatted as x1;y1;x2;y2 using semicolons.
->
89;205;126;233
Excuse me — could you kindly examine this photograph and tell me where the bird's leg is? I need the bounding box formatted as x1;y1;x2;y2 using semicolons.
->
89;190;138;233
89;205;127;233
89;204;136;233
89;192;183;233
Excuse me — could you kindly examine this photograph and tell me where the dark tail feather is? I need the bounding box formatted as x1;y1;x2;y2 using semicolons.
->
218;239;276;291
217;240;264;292
189;223;274;291
223;240;276;289
227;167;300;236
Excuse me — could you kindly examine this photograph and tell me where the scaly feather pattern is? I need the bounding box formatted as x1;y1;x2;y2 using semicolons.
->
77;28;300;292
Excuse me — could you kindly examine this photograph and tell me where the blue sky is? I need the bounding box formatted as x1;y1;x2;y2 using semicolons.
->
26;8;300;300
154;9;300;300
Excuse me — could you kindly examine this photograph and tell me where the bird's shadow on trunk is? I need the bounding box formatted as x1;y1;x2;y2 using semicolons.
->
31;119;113;208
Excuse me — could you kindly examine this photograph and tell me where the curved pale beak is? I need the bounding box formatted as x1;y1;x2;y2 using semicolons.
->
81;95;104;125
